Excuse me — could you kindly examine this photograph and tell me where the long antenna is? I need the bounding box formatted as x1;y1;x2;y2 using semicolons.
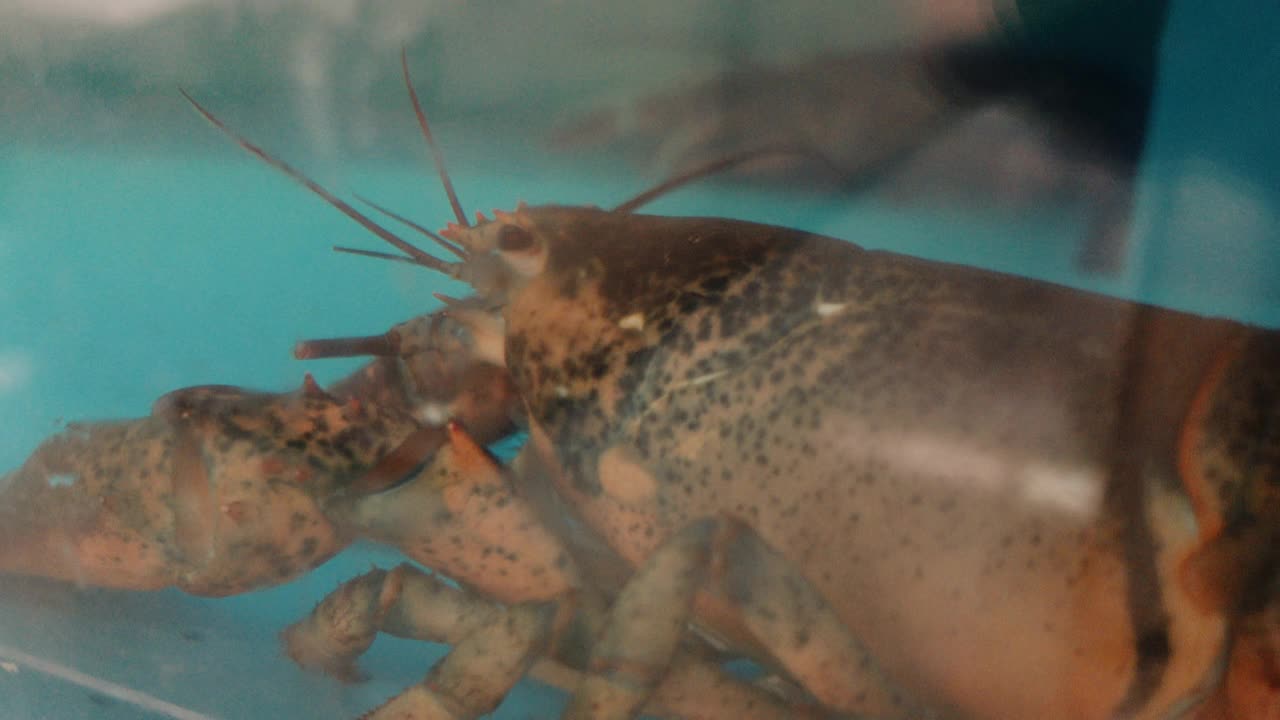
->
613;146;841;214
179;89;457;277
354;193;467;259
332;246;423;265
401;49;469;227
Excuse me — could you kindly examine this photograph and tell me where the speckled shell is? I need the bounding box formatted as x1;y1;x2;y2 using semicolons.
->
453;204;1279;719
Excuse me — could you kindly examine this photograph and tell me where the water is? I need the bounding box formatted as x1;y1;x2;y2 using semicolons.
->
1;1;1277;718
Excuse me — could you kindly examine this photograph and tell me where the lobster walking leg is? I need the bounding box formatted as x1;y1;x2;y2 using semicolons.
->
286;564;804;720
275;412;809;719
565;516;919;720
368;599;559;720
291;566;565;717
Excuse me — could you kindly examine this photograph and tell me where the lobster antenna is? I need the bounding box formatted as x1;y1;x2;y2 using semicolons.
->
612;145;842;214
332;246;422;265
179;89;458;277
401;49;469;227
354;193;467;259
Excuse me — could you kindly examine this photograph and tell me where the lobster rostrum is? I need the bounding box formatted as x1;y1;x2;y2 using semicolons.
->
1;53;1278;720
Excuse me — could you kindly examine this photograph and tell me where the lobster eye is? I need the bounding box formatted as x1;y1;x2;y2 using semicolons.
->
496;224;535;253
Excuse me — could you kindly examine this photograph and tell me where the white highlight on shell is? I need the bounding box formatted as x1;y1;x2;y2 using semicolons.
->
554;385;570;398
1019;466;1102;518
814;300;846;317
867;429;1104;519
618;313;645;331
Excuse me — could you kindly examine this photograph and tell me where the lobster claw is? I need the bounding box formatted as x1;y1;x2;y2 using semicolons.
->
0;381;423;596
0;416;191;592
326;420;576;605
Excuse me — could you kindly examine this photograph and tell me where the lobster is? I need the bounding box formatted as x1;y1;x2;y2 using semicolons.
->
2;55;1278;719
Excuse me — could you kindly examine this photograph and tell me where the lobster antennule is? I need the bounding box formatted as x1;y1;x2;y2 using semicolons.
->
401;49;469;228
612;145;842;213
353;193;467;259
332;246;423;266
178;89;459;278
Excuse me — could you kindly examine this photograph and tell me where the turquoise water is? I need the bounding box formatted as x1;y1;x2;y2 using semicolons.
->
1;1;1278;718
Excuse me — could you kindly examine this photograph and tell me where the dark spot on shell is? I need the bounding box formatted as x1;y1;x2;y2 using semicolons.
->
497;224;535;252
